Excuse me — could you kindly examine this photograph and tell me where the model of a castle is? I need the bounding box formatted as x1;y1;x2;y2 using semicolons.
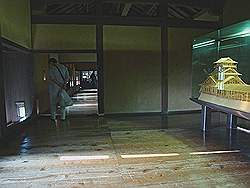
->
198;57;250;112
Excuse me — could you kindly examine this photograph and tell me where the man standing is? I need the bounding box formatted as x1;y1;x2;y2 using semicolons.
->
48;58;72;120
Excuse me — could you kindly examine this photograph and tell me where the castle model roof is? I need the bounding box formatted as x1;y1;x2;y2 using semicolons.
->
213;57;238;64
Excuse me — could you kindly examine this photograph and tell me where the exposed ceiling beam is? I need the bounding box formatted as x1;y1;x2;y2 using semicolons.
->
131;5;144;15
152;10;158;17
75;64;97;71
64;4;79;14
176;5;199;13
169;4;189;18
133;4;146;15
169;0;224;9
168;6;184;19
33;0;224;12
47;3;70;14
192;9;207;19
121;3;132;16
61;62;97;71
46;0;84;4
32;15;219;28
105;0;157;5
168;12;175;18
146;3;157;16
105;0;223;9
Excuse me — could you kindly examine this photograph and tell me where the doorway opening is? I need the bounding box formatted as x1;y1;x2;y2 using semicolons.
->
37;52;99;117
66;69;98;115
60;52;98;116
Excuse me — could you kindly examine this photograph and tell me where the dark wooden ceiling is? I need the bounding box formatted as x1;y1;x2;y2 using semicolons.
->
31;0;225;28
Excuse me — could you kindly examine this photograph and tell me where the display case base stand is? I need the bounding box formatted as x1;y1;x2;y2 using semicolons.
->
201;105;237;131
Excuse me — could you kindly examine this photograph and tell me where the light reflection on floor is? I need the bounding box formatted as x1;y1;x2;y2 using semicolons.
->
0;114;250;187
66;89;98;115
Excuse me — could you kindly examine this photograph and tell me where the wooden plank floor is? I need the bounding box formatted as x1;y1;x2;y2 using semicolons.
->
0;114;249;187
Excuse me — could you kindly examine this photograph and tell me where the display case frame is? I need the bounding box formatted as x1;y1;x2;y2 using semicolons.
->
192;20;250;99
191;20;250;131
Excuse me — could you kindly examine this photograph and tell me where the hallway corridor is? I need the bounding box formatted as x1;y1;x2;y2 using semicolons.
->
0;114;250;187
67;89;98;115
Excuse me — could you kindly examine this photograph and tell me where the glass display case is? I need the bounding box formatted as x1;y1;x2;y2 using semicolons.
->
192;20;250;99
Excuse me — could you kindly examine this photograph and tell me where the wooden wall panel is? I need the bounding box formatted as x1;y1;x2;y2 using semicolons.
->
2;51;33;123
0;41;6;137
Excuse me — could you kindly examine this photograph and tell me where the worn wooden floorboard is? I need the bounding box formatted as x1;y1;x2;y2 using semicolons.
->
0;114;249;187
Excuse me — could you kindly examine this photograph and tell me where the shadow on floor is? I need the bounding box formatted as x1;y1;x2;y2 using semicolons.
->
0;113;249;187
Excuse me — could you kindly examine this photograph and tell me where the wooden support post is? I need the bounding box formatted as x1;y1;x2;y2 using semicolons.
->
80;71;83;86
0;37;7;137
160;1;168;113
73;65;76;86
161;25;168;113
96;0;104;115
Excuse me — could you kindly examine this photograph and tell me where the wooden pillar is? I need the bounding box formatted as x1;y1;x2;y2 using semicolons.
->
0;37;7;137
160;1;168;113
73;65;76;86
96;0;104;115
80;71;83;86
